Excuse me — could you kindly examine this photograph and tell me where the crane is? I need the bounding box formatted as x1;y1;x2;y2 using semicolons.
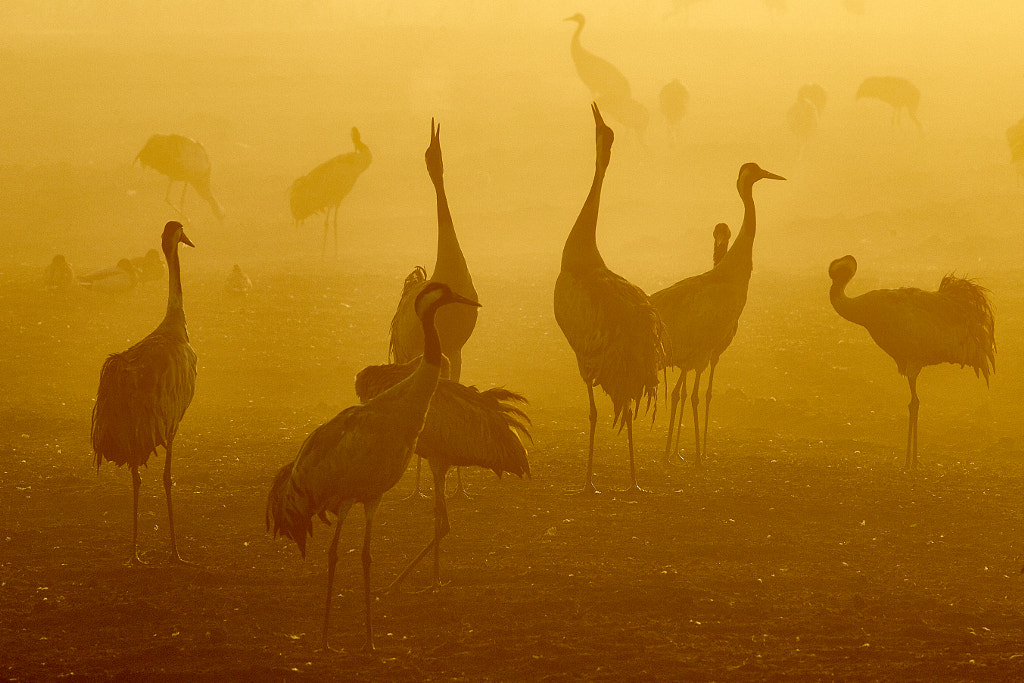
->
651;164;785;466
290;127;372;257
554;103;666;495
135;134;225;221
659;79;689;146
565;13;631;102
43;255;76;293
266;282;480;652
787;84;826;157
828;255;995;469
389;120;479;499
78;258;142;294
354;357;529;591
856;76;921;131
91;221;197;564
131;249;166;283
225;264;252;295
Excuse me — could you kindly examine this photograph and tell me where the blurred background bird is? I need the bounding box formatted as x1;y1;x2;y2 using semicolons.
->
135;133;225;221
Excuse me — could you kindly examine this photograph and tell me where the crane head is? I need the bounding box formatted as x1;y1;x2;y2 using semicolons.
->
828;255;858;283
737;163;785;190
591;103;614;168
161;220;195;253
351;127;361;146
564;13;585;26
415;282;481;320
425;118;444;185
713;223;731;242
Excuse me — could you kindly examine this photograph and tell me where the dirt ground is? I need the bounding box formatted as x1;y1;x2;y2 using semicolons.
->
3;19;1024;681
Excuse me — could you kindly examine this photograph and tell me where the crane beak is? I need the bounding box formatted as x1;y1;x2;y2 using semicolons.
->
448;291;481;308
180;233;196;248
762;170;786;181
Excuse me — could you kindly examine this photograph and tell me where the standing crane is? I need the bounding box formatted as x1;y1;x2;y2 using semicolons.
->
856;76;921;131
354;357;530;591
266;282;481;652
1006;117;1024;182
554;104;666;495
828;255;995;469
91;221;197;564
659;79;689;146
43;255;76;293
290;127;372;258
135;134;225;221
787;83;827;155
651;164;785;466
389;120;478;499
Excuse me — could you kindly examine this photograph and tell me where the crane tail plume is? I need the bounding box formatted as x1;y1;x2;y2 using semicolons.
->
939;274;996;384
266;459;314;558
91;352;164;471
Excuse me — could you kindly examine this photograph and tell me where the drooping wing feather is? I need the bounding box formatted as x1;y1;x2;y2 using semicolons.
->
554;267;665;425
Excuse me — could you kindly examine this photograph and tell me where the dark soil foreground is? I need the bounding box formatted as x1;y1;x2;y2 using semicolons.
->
2;262;1024;682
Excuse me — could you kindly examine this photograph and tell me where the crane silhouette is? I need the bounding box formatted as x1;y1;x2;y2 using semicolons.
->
78;258;142;294
354;357;530;591
225;264;252;295
787;83;827;155
651;164;785;466
389;120;479;500
828;255;995;469
91;221;197;564
856;76;921;131
135;134;225;221
290;127;372;258
1006;117;1024;182
266;282;480;652
554;104;666;495
659;79;689;146
44;255;76;293
131;249;166;283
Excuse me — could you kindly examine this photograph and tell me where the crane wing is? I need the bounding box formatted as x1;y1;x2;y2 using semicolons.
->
651;269;744;369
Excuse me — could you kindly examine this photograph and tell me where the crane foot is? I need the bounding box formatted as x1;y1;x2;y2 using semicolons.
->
401;489;431;502
125;553;151;567
569;483;600;496
615;484;649;499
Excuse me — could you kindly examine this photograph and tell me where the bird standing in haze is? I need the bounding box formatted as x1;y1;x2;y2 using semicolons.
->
787;83;827;156
554;104;666;495
78;258;142;294
290;127;372;258
659;79;689;146
651;164;785;466
856;76;921;131
354;356;530;591
44;254;76;293
91;221;197;564
389;120;478;499
266;282;481;652
225;264;252;295
135;134;225;221
828;255;995;469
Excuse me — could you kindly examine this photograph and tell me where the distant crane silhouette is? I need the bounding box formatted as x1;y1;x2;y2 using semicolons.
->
389;120;479;500
91;221;197;564
1006;117;1024;181
135;134;225;221
225;264;252;295
266;282;480;652
659;79;689;145
787;83;827;155
290;127;372;258
554;104;666;494
354;357;530;591
856;76;921;131
651;164;785;465
828;255;995;469
78;258;141;294
565;14;631;101
44;255;76;292
131;249;166;283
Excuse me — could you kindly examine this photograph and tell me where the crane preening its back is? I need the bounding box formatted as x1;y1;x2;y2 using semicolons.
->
266;281;480;653
355;357;530;592
290;127;372;257
135;134;225;221
651;164;785;466
856;76;921;131
91;221;197;565
828;255;995;469
554;104;666;495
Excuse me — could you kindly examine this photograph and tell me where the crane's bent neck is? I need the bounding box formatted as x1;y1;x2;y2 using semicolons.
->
561;164;608;273
430;178;472;291
407;304;445;406
718;182;756;274
829;279;864;326
161;242;188;339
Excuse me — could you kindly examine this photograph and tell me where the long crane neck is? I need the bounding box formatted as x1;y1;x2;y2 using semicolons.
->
161;241;188;338
561;162;608;273
406;303;445;408
430;176;473;291
829;277;865;326
718;180;757;274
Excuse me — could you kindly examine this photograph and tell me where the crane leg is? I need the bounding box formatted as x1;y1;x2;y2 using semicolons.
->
322;212;330;259
663;369;686;463
620;407;647;496
447;467;470;500
906;374;920;470
402;456;431;501
690;370;704;468
333;206;339;259
574;382;600;495
381;465;451;594
322;502;352;653
703;360;718;459
360;498;381;652
673;371;689;459
163;441;190;564
128;465;146;566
